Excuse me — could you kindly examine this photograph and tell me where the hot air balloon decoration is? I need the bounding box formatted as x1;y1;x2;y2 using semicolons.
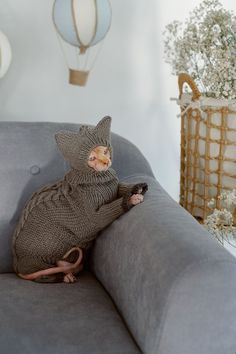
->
52;0;112;86
0;31;12;79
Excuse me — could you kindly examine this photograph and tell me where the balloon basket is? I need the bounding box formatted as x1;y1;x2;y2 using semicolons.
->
69;69;89;86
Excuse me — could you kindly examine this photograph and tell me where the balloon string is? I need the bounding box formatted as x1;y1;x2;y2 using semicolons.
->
55;31;70;69
76;47;80;68
55;26;105;73
84;48;90;71
89;40;105;71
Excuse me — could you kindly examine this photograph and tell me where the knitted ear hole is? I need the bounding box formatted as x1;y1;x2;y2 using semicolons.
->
55;131;78;161
95;116;111;136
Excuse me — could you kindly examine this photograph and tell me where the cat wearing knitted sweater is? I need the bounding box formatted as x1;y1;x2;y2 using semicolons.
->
12;116;148;283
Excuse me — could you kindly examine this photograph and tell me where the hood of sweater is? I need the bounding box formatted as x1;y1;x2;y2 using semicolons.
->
55;116;113;174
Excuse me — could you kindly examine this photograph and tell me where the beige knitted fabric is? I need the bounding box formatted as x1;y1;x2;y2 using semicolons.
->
12;117;148;281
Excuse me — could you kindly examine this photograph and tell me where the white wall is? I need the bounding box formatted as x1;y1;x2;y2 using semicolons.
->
0;0;235;201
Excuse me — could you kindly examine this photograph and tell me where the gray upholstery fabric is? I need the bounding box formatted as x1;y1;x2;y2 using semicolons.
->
91;175;236;354
0;271;140;354
1;121;236;354
0;121;153;273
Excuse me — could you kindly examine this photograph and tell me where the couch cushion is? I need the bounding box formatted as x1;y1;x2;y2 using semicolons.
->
0;271;140;354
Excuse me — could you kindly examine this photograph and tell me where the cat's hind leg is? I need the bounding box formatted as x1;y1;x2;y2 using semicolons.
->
60;246;84;284
57;260;84;283
17;247;84;283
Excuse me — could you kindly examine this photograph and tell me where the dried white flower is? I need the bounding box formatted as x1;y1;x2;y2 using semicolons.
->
163;0;236;99
204;189;236;246
204;208;233;228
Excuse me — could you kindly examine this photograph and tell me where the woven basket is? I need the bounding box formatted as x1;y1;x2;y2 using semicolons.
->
178;73;236;220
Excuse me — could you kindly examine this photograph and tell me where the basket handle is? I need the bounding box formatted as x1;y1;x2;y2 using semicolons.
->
178;73;201;101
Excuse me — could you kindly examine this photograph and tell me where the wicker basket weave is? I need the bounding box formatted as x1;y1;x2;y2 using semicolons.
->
179;73;236;220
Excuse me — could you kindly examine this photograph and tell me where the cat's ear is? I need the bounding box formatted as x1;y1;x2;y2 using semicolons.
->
55;131;78;160
95;116;112;137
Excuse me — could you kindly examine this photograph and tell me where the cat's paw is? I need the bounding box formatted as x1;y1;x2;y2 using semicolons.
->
129;194;144;206
132;183;148;195
63;273;77;283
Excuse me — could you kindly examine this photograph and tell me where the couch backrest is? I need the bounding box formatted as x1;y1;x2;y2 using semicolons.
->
0;121;153;272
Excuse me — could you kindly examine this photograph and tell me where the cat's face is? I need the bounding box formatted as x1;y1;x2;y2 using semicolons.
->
88;146;112;172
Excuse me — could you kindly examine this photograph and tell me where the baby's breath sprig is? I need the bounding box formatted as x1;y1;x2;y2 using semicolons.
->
204;189;236;246
163;0;236;99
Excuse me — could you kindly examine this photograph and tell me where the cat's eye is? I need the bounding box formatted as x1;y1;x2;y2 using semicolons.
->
104;148;109;155
89;156;96;161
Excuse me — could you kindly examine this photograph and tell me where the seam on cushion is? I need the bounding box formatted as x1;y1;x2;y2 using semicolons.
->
153;258;236;354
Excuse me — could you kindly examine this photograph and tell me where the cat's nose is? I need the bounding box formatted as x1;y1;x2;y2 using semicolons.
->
102;159;109;166
99;156;109;165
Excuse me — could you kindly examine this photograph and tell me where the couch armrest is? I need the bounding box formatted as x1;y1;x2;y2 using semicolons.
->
90;175;236;354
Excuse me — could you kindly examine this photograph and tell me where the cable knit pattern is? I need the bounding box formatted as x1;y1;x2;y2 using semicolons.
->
12;117;148;280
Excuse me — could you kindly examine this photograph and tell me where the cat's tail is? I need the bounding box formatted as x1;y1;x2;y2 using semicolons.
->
18;247;83;281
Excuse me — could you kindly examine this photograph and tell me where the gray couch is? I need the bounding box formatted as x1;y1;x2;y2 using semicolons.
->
1;121;236;354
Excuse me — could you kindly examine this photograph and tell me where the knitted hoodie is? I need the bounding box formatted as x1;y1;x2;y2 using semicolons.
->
12;117;148;278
